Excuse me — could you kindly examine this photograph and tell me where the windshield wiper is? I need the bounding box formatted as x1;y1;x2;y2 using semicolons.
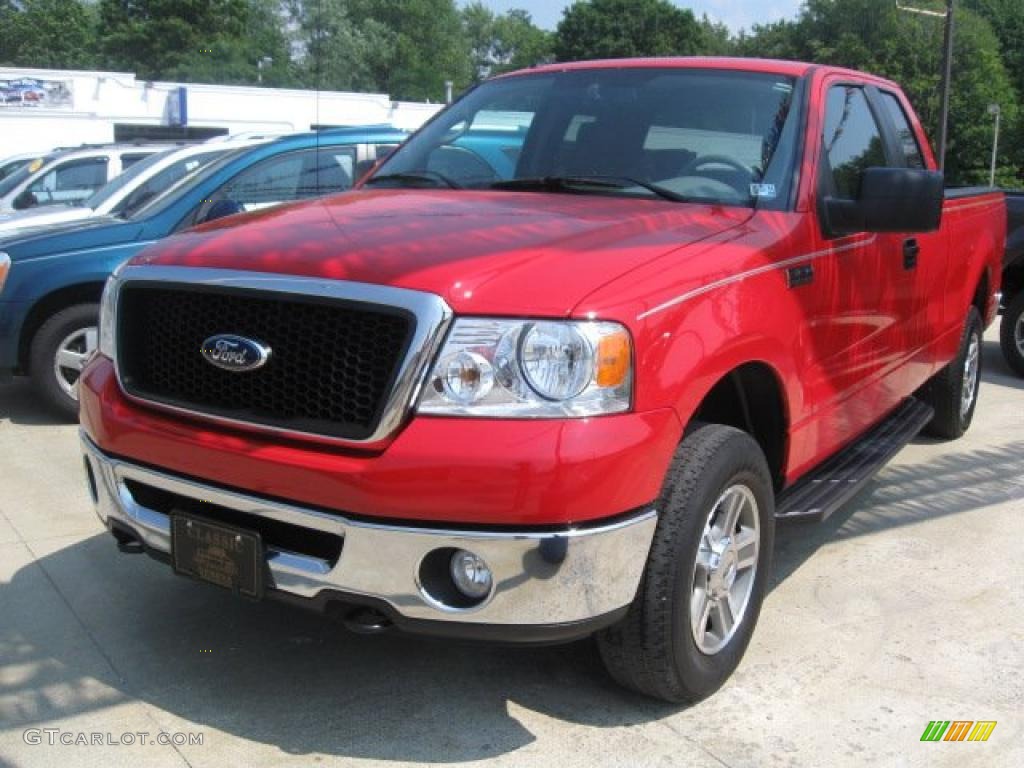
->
489;175;692;203
364;170;463;189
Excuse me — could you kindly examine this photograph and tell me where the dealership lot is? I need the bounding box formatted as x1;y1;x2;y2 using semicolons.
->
0;326;1021;768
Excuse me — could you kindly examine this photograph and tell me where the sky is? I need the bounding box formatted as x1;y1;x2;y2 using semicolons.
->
457;0;804;34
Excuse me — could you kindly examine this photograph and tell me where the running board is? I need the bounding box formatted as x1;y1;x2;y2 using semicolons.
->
775;398;933;523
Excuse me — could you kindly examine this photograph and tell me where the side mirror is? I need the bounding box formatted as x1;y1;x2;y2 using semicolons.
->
823;167;944;237
12;190;37;210
200;199;244;224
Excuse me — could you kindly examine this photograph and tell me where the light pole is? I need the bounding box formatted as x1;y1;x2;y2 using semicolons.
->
257;56;274;85
988;103;1001;187
897;0;954;171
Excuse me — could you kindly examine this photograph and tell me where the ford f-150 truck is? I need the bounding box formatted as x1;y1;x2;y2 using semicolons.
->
77;58;1004;703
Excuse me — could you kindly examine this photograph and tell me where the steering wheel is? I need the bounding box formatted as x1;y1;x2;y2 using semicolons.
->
680;154;751;176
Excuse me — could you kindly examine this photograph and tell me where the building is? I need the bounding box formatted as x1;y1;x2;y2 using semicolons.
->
0;67;443;153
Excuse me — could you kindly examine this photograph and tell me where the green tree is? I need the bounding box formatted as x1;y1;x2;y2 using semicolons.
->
348;0;472;101
98;0;250;80
462;2;553;81
554;0;704;61
0;0;98;69
166;0;298;86
963;0;1024;181
294;0;393;92
697;13;732;56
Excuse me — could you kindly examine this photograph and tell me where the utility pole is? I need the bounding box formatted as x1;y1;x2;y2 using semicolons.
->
988;103;1001;187
937;0;954;171
257;56;274;85
897;0;955;171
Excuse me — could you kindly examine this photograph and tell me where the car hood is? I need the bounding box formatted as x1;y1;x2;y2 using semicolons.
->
0;205;91;235
1;215;139;261
133;189;753;316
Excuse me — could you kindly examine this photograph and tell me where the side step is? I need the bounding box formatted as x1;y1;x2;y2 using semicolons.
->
775;398;933;523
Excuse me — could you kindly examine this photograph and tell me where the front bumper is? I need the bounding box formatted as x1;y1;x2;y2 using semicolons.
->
82;433;658;639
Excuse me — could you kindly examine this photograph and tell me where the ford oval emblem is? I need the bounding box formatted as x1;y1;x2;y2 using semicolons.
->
201;334;271;372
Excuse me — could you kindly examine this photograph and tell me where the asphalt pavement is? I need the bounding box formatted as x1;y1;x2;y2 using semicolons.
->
0;325;1021;768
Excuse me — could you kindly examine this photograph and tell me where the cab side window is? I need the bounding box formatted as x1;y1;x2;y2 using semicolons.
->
185;147;359;227
822;86;887;200
25;157;109;207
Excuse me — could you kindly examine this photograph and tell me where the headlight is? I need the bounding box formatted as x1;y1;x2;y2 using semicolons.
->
418;318;632;417
98;275;120;359
0;252;10;294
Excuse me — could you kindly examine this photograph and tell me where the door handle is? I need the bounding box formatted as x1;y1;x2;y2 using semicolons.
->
903;238;920;270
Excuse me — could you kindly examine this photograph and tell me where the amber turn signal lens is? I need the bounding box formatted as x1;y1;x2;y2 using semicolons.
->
595;331;631;388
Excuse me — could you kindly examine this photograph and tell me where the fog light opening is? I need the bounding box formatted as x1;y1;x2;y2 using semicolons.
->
417;547;494;611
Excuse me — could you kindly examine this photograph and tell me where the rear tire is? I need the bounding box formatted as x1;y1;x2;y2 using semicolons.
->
919;307;983;440
29;303;99;421
597;424;775;703
999;292;1024;377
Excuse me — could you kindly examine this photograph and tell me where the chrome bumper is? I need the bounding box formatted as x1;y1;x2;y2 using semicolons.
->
81;433;657;627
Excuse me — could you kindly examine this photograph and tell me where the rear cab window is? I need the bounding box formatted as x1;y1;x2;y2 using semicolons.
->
878;92;926;169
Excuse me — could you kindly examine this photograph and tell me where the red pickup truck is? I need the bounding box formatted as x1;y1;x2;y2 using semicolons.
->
78;58;1004;703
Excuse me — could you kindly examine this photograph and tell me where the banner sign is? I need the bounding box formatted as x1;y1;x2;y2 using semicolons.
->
0;77;73;108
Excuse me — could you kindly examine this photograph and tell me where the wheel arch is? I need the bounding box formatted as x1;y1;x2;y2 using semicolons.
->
17;282;104;373
684;361;791;491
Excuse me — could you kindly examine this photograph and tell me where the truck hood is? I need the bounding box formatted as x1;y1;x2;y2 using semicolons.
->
134;189;753;315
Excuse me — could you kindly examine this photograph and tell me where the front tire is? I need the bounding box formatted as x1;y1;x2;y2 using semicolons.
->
597;424;775;703
999;292;1024;377
29;303;99;421
919;307;982;440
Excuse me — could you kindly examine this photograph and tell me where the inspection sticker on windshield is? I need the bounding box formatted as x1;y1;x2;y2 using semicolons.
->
750;183;777;199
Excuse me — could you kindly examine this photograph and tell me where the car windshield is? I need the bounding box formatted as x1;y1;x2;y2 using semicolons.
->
0;157;32;182
84;148;178;209
0;155;54;198
370;68;802;208
120;146;250;220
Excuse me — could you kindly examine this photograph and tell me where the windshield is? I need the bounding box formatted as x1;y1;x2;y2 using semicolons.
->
121;146;250;220
0;157;32;182
370;68;802;208
84;148;177;209
0;155;54;198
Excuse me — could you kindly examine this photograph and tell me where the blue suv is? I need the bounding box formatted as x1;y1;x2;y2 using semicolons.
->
0;127;406;417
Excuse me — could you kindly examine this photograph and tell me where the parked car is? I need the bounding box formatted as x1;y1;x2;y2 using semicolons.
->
0;144;168;214
76;59;1005;702
0;137;271;236
1000;191;1024;374
0;152;38;181
0;126;406;416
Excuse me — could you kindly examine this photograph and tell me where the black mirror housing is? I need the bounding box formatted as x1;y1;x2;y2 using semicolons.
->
12;190;36;210
824;167;944;237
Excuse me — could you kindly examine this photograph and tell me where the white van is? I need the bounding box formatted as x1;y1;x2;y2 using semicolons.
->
0;144;167;214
